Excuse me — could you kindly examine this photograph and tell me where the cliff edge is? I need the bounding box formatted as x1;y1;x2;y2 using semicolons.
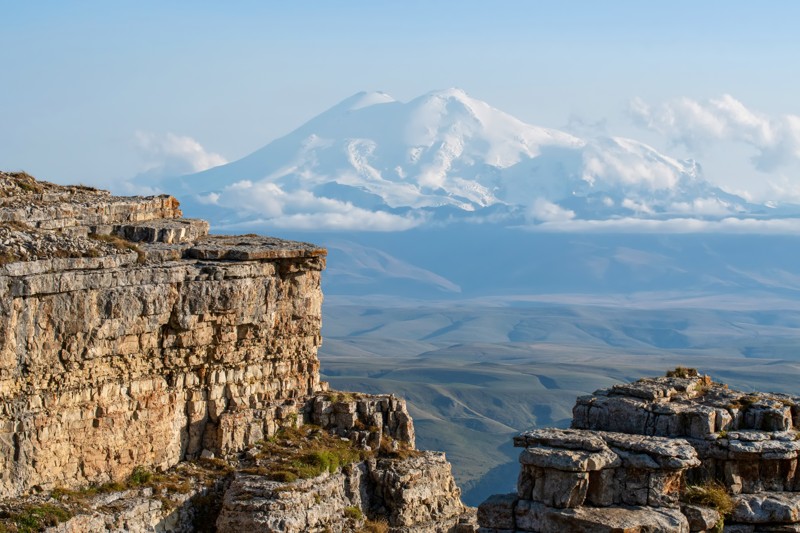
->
0;172;474;532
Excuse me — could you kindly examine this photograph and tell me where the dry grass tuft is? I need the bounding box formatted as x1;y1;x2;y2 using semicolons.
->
359;519;390;533
685;480;733;531
0;503;72;533
89;233;146;263
666;366;698;378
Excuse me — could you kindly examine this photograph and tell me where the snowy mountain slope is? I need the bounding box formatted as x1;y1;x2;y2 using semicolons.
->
147;88;790;231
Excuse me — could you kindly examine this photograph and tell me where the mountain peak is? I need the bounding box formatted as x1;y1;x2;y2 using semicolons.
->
323;91;398;115
424;87;470;99
153;89;772;232
342;91;397;111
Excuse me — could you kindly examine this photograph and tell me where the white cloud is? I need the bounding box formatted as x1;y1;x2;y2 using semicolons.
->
135;131;227;177
523;216;800;234
268;210;423;231
580;137;688;191
629;95;800;171
668;197;736;216
621;198;653;214
528;198;575;222
208;179;425;231
765;176;800;205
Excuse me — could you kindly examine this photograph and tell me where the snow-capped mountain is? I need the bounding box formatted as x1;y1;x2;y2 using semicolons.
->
149;89;777;232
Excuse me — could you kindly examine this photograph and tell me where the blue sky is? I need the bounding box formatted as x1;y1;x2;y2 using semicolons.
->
2;1;800;200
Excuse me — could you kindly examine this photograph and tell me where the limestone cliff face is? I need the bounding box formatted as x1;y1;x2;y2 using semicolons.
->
0;172;473;532
0;200;325;495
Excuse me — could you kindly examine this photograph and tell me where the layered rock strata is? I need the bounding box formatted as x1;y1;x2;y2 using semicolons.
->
479;428;702;532
479;370;800;532
0;172;472;532
216;451;468;533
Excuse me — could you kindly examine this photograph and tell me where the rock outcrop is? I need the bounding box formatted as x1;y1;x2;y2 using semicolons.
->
0;172;473;532
479;368;800;532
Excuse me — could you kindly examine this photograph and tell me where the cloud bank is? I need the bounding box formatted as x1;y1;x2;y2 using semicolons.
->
629;94;800;172
524;216;800;234
203;180;425;231
135;132;227;177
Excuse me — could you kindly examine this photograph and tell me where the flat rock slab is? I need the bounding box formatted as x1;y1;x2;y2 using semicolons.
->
115;218;209;244
515;428;699;470
514;500;689;533
575;376;798;438
519;446;619;472
732;492;800;524
515;428;607;451
187;235;326;261
681;503;721;531
726;438;800;460
601;432;701;470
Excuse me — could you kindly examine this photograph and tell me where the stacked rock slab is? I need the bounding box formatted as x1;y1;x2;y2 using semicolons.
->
0;172;473;533
478;428;702;532
480;371;800;532
573;373;800;531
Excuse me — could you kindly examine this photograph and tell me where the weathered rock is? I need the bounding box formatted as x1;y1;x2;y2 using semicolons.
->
0;173;473;533
477;493;517;530
680;503;721;532
513;428;698;512
732;492;800;524
518;446;619;472
513;500;689;532
217;452;469;533
44;484;216;533
308;393;416;446
368;452;468;528
0;252;326;495
114;217;209;244
482;373;800;532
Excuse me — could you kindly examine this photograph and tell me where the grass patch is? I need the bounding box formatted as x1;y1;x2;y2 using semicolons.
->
129;466;153;485
666;366;698;378
0;503;72;533
378;436;420;460
2;220;32;231
0;252;20;266
684;481;733;532
728;393;760;410
51;459;226;508
6;172;44;195
88;233;145;263
254;426;371;482
343;506;363;520
293;448;363;479
270;470;298;483
359;519;390;533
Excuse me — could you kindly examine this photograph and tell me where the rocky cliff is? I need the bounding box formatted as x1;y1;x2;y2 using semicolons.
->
478;368;800;532
0;172;473;532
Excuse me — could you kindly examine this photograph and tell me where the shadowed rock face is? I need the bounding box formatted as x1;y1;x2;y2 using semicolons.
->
479;372;800;532
0;172;474;533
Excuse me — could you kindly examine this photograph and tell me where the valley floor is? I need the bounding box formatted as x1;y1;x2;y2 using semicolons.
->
318;292;800;505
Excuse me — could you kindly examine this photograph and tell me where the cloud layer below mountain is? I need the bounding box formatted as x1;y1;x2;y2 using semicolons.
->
524;216;800;234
